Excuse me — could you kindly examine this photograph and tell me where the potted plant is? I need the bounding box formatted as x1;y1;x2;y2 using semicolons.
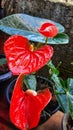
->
5;75;60;119
2;14;69;130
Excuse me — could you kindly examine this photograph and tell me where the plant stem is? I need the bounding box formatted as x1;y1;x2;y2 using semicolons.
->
57;61;62;69
36;42;41;49
45;37;48;44
54;91;65;95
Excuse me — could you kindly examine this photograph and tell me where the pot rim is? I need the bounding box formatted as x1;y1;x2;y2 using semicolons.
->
0;71;12;82
62;113;70;130
0;54;12;82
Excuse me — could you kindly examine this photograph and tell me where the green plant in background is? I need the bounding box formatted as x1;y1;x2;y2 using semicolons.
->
71;62;73;65
47;60;73;120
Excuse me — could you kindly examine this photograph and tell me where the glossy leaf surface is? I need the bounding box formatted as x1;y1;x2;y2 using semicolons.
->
51;74;73;119
24;74;37;90
0;14;69;44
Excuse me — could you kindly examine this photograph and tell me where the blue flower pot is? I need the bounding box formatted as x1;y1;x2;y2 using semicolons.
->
0;54;12;82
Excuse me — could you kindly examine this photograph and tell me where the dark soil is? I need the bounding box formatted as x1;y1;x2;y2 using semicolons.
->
45;95;59;115
0;63;9;75
36;76;60;124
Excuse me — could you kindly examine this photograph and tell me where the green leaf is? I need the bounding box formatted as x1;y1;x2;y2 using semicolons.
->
0;58;7;65
67;92;73;120
66;79;73;119
23;74;37;90
51;74;69;112
51;74;73;118
0;13;69;44
71;62;73;65
67;78;73;94
49;33;69;44
47;60;59;76
48;61;73;118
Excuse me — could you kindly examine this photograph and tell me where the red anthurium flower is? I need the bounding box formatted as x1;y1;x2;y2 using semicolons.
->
10;74;52;130
38;22;58;38
4;35;53;75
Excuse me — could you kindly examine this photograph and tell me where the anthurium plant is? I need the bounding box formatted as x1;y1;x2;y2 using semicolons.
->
3;14;69;130
47;61;73;120
4;22;55;130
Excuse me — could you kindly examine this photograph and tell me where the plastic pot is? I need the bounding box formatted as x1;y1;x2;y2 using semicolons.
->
33;110;64;130
0;54;12;82
62;113;73;130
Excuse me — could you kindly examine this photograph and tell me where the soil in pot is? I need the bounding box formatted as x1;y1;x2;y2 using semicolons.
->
0;54;12;82
0;57;8;75
36;76;60;114
0;31;10;53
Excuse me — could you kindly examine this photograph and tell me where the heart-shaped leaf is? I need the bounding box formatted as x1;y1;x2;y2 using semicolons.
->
10;74;52;129
4;35;53;75
0;13;69;44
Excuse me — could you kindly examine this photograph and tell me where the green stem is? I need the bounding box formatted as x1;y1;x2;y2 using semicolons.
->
35;37;49;50
45;37;48;44
57;61;62;69
54;91;66;95
36;42;41;49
